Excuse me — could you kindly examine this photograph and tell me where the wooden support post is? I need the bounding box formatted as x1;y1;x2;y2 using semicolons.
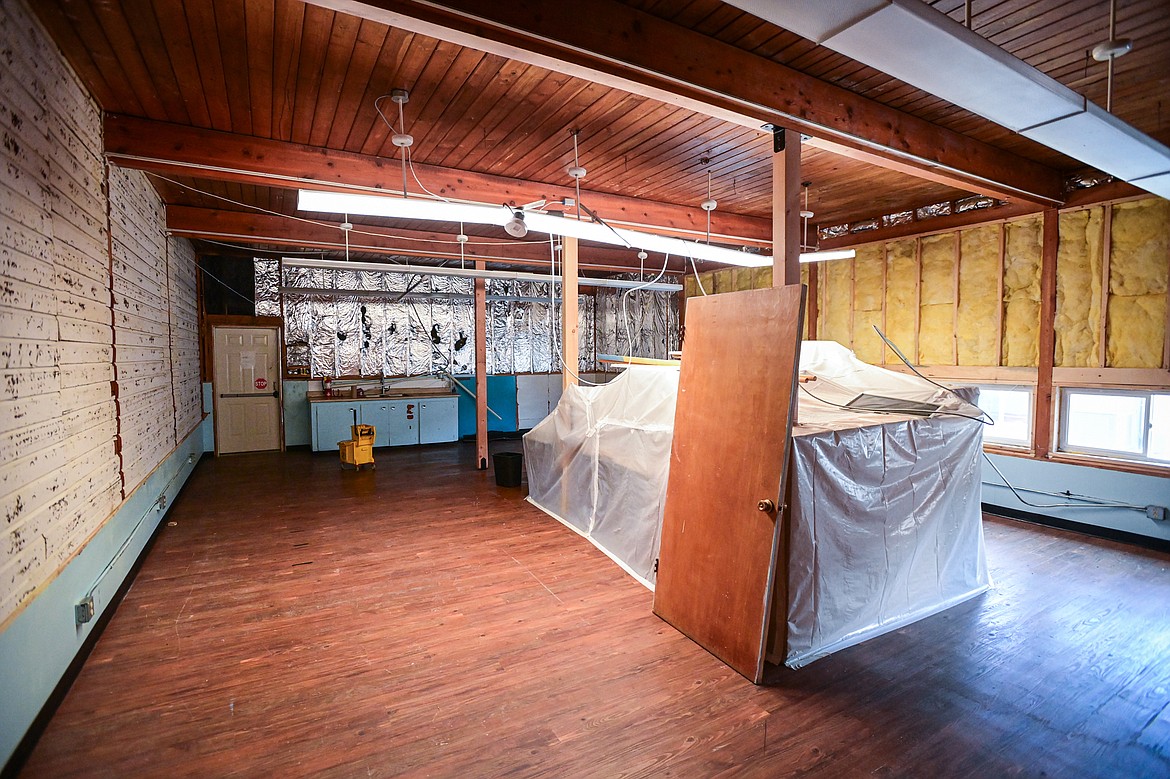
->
806;262;819;340
772;131;801;287
562;236;579;388
996;223;1006;366
952;231;962;366
474;260;488;470
1099;205;1113;368
1033;209;1059;459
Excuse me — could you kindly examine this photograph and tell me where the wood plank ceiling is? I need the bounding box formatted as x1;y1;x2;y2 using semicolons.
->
30;0;1170;271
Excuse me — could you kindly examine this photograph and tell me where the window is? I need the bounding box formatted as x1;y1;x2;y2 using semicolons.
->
978;386;1033;447
1059;388;1170;465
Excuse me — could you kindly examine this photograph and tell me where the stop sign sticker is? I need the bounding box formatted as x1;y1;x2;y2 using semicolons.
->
254;377;268;390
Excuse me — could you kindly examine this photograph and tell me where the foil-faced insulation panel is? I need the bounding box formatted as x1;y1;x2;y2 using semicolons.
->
917;202;952;220
254;259;280;316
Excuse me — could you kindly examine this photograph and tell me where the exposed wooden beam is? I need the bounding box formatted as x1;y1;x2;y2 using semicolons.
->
165;206;657;271
106;114;771;246
305;0;1065;206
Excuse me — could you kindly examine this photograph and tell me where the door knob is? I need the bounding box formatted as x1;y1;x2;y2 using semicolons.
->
757;498;776;513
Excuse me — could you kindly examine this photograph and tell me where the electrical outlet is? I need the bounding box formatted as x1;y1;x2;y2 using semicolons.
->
1147;505;1168;521
75;597;94;625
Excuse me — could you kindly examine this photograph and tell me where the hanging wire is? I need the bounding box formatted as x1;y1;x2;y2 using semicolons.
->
622;252;671;358
688;253;708;295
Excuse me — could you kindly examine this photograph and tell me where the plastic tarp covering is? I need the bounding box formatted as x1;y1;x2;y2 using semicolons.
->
523;365;679;587
786;343;989;668
523;341;989;667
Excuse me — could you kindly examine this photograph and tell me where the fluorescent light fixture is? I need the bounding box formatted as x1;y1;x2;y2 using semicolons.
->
799;248;856;263
281;256;682;292
1020;103;1170;183
298;190;771;268
723;0;1170;201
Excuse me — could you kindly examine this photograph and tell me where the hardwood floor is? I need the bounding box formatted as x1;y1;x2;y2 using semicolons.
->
16;444;1170;778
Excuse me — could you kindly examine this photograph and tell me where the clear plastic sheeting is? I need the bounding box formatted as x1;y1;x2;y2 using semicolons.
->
523;365;680;586
785;342;989;668
524;340;989;668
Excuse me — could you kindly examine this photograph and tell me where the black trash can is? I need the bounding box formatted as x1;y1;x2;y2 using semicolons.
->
493;451;524;487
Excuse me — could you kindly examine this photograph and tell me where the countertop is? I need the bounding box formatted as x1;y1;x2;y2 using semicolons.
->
307;390;457;403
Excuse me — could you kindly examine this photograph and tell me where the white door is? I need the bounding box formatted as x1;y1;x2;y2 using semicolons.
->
214;326;282;454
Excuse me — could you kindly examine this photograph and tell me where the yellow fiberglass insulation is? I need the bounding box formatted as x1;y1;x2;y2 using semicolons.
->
820;256;853;345
919;233;956;364
1107;198;1169;367
851;245;885;362
957;225;1001;365
884;239;917;363
1002;217;1042;366
1055;208;1103;367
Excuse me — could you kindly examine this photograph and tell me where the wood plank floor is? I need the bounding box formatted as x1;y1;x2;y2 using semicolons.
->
17;444;1170;778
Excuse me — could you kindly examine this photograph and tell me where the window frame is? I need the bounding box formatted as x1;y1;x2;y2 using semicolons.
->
976;384;1034;449
1057;386;1170;465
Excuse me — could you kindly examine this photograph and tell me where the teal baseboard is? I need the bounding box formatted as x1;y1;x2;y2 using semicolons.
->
0;427;203;770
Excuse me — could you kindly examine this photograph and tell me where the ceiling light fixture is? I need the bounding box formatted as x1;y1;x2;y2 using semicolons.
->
794;182;855;264
298;189;773;267
724;0;1170;200
504;209;528;238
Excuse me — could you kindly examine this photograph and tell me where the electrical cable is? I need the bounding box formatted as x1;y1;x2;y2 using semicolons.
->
687;253;708;295
197;264;256;306
872;324;993;423
981;453;1149;511
622;252;670;358
797;383;992;424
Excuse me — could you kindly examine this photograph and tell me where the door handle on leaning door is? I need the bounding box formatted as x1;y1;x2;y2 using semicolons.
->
757;499;776;514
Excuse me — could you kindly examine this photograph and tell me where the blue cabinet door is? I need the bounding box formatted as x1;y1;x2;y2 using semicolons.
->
385;401;419;446
312;403;360;451
359;402;391;447
419;396;459;444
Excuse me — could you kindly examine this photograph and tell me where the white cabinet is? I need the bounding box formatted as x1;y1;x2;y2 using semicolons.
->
419;396;459;444
516;374;563;429
310;395;459;451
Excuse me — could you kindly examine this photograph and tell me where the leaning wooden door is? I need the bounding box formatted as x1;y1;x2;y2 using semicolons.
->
653;285;805;683
213;326;282;454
